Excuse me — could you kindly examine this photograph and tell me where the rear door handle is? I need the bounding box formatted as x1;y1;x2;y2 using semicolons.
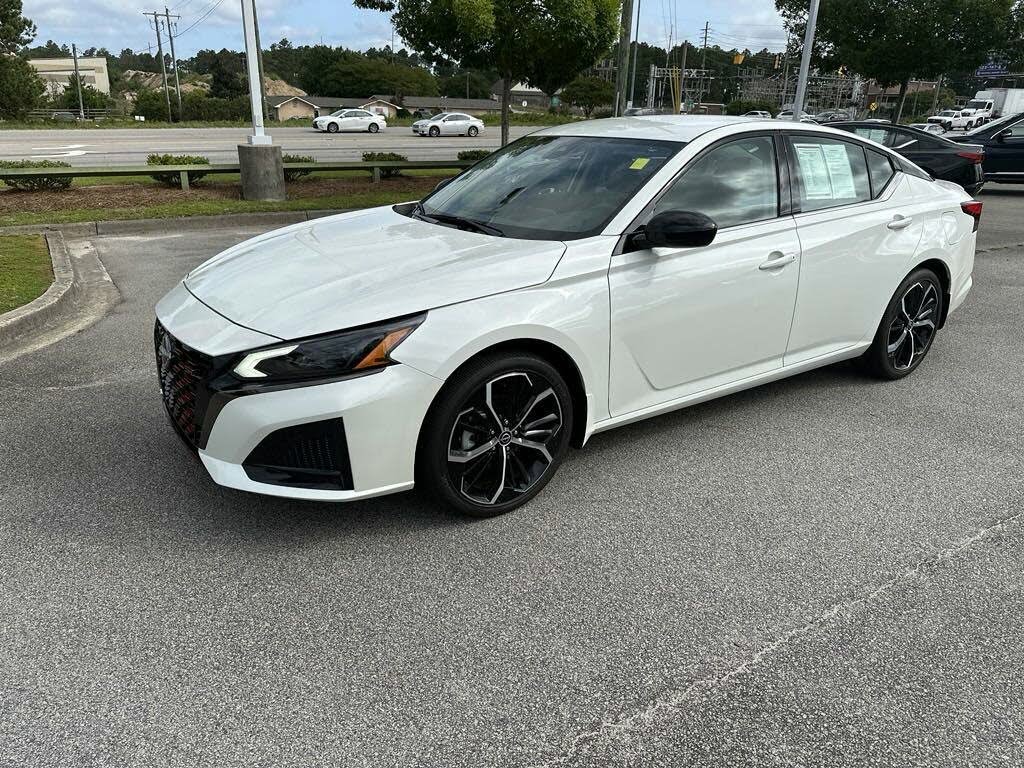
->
888;215;914;230
759;252;797;270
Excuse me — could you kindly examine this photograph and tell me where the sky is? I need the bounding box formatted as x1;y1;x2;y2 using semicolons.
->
23;0;788;59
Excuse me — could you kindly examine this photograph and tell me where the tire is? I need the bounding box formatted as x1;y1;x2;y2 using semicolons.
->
429;126;440;137
966;121;974;130
326;122;339;134
468;126;479;137
368;122;379;133
416;352;574;517
858;268;944;380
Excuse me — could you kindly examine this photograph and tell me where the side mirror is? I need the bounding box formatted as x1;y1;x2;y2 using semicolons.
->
630;210;718;250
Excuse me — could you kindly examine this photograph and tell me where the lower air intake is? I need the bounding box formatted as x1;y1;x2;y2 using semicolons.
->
243;418;354;491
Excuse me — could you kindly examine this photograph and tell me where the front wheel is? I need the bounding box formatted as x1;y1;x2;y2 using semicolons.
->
326;122;339;134
368;122;379;133
859;268;943;379
428;126;440;137
417;353;573;517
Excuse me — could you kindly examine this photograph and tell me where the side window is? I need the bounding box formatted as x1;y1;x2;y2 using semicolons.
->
865;148;895;197
653;136;778;229
1006;120;1024;138
851;127;895;147
788;136;871;212
888;129;920;150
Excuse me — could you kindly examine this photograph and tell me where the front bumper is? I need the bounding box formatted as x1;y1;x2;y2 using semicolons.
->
155;284;444;501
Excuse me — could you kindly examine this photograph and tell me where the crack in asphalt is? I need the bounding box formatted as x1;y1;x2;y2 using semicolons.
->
534;510;1023;767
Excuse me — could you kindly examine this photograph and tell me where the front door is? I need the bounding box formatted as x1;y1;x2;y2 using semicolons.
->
984;118;1024;177
609;134;801;416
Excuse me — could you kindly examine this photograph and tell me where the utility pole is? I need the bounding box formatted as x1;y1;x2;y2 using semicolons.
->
627;0;642;108
466;71;470;100
678;42;688;113
71;43;85;119
791;0;820;121
698;21;709;108
932;75;943;114
252;0;269;122
164;8;182;121
143;11;173;122
614;0;635;115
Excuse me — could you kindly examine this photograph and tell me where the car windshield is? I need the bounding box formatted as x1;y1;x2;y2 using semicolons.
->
417;135;683;240
330;110;345;117
938;111;956;117
431;113;450;121
966;100;987;109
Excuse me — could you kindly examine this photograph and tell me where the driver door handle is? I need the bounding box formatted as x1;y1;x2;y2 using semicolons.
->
759;252;797;270
888;215;914;230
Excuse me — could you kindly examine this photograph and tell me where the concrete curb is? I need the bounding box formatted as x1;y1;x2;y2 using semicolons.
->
0;208;351;237
0;231;78;349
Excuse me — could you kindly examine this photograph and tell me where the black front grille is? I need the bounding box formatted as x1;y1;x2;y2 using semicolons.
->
243;418;354;490
154;321;213;449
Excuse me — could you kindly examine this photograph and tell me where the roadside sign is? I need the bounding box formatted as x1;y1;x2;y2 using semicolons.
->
976;60;1009;77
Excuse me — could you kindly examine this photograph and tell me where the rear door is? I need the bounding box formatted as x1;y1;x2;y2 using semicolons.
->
783;133;926;365
982;117;1024;176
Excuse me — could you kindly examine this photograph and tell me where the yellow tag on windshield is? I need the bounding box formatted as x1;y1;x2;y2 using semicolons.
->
629;157;650;170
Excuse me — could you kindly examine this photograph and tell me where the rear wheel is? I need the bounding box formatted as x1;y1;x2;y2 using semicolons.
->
859;268;943;379
326;122;339;133
417;353;573;517
368;122;379;133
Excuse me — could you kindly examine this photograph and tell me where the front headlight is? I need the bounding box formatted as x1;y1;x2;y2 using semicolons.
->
231;313;425;382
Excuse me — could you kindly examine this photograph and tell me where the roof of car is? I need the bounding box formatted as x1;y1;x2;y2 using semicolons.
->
537;115;845;142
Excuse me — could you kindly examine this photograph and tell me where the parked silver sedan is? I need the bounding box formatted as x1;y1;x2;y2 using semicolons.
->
414;112;486;137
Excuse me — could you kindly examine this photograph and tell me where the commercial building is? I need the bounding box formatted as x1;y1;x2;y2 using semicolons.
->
28;57;111;96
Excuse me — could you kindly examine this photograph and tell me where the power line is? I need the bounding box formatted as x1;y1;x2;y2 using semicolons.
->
174;0;228;38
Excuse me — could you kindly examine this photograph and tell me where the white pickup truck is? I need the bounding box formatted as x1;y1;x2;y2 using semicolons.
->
927;109;973;131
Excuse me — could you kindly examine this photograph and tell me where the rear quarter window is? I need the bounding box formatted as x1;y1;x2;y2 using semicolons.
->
865;148;896;197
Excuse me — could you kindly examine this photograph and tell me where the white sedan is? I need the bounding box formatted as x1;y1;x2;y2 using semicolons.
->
413;112;485;137
155;116;979;516
313;108;386;133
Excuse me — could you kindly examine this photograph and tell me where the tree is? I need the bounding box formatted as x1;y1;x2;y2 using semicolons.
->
775;0;1014;120
0;55;44;118
560;76;614;117
192;48;247;98
1;0;35;55
56;75;111;111
353;0;620;145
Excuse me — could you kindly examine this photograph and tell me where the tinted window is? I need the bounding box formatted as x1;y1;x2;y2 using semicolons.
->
1007;121;1024;138
850;126;896;147
789;136;870;212
653;136;778;228
421;135;682;240
865;149;895;197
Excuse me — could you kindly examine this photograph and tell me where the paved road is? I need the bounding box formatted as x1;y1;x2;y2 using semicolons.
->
1;190;1023;766
0;126;543;167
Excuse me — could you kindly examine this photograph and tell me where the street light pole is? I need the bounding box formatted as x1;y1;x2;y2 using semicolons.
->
71;43;85;120
791;0;820;121
240;0;270;144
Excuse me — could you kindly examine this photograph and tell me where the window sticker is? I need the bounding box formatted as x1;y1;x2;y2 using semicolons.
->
629;157;650;170
793;142;856;200
793;144;833;199
821;144;856;198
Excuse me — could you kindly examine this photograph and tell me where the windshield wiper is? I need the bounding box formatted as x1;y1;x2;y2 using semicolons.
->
410;202;504;237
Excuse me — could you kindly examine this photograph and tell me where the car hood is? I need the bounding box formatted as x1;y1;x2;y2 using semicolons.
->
183;205;567;340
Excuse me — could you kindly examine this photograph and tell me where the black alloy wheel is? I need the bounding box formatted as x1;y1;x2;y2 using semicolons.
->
429;126;440;137
860;268;943;379
417;353;573;517
468;126;479;137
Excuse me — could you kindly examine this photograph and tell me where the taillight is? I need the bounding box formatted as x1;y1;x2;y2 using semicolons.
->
961;200;983;231
956;150;984;164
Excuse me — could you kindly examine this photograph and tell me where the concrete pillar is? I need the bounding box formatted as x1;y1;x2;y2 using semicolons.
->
238;143;286;201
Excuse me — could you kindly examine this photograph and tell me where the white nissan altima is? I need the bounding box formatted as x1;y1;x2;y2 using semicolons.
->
155;116;979;516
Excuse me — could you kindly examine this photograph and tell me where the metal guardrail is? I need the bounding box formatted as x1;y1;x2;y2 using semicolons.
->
0;159;475;191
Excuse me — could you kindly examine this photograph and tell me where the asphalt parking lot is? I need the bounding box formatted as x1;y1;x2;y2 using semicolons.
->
1;189;1023;766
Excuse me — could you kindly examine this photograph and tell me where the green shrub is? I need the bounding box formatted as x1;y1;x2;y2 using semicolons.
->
146;153;210;188
457;149;491;163
362;151;407;179
282;154;315;182
0;159;73;191
591;108;614;119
